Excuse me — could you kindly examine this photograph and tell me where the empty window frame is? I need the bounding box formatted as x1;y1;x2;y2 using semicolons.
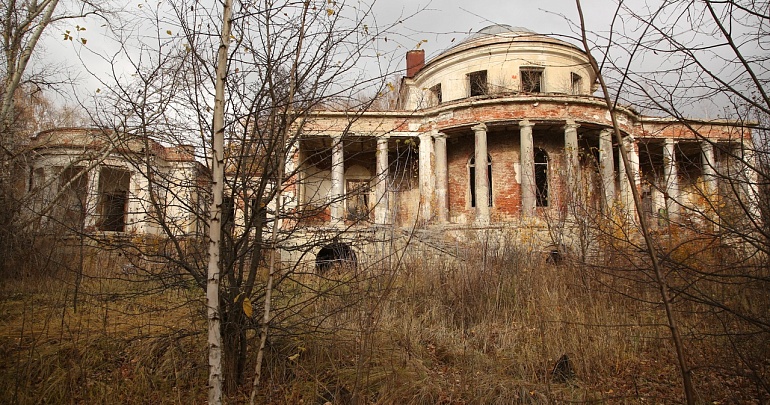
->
520;67;544;93
346;179;370;220
59;166;88;229
534;148;549;207
222;195;235;229
98;167;131;232
571;72;582;95
469;155;493;208
430;83;442;105
468;70;488;97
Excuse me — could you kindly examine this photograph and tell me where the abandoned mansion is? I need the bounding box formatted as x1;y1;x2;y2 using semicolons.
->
29;25;755;263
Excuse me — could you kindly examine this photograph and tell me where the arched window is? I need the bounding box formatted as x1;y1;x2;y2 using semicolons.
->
535;148;549;207
316;243;357;273
469;155;492;208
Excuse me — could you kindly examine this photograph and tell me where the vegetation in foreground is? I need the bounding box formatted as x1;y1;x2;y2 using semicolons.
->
1;236;768;404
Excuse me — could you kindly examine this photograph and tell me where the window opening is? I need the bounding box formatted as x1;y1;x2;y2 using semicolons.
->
469;155;493;208
430;83;442;105
98;167;130;232
222;196;235;229
520;67;544;93
571;72;582;95
315;243;357;273
59;166;88;229
346;179;370;220
468;70;488;97
535;148;549;207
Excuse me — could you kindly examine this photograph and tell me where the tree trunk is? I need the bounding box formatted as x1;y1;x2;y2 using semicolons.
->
207;0;233;403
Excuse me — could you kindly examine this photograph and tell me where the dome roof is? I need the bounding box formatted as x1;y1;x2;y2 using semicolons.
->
460;24;536;44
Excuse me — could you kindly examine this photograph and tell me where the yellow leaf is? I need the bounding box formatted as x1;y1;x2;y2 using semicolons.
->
166;30;172;35
242;296;253;318
326;9;334;16
81;38;87;45
288;353;300;361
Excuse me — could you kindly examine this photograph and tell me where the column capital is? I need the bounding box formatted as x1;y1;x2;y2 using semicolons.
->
418;132;433;144
472;123;487;133
519;119;534;128
564;120;580;131
432;131;447;140
600;127;613;136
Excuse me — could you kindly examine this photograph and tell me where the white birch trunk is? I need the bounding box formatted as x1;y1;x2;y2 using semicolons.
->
207;0;232;403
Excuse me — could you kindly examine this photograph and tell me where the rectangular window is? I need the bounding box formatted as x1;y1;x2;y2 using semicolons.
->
98;167;130;232
222;196;235;229
571;72;582;95
468;70;488;97
520;67;544;93
59;166;88;229
430;83;442;105
346;179;369;220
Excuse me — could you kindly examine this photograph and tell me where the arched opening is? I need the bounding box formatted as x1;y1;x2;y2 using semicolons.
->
469;155;492;208
315;243;357;273
535;148;549;207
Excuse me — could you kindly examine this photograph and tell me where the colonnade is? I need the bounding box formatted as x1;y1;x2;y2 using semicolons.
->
325;122;726;227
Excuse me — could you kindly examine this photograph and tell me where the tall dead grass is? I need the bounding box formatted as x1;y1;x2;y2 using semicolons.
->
2;233;768;404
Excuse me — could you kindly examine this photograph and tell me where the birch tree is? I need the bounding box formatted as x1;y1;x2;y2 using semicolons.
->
573;0;770;400
86;0;412;397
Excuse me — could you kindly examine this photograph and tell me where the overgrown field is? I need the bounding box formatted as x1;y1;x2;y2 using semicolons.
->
1;237;768;404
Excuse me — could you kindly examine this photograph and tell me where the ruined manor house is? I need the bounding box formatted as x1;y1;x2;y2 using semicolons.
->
29;25;754;267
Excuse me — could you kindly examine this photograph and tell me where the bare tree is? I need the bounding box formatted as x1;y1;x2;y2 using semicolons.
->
0;1;110;277
573;0;770;401
81;0;412;397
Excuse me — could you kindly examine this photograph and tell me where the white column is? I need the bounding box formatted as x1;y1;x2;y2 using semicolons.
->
520;120;535;216
736;140;760;219
127;170;143;233
374;136;389;225
330;135;344;225
434;131;449;224
663;138;679;219
418;132;435;223
84;166;101;229
701;141;716;199
564;120;580;201
473;123;490;224
619;135;639;218
599;128;615;209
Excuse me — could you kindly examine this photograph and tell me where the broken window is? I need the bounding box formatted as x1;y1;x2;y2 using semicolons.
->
346;179;370;220
571;72;582;95
222;195;235;230
469;155;493;208
520;67;544;93
59;166;88;230
247;197;267;228
430;83;442;105
98;167;130;232
468;70;488;97
535;148;549;207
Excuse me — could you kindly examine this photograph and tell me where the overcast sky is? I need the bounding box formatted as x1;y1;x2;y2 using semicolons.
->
371;0;618;62
40;0;624;98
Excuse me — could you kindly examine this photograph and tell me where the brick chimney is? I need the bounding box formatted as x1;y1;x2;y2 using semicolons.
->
406;50;425;78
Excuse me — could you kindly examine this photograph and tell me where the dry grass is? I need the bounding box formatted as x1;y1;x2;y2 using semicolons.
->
1;236;768;404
